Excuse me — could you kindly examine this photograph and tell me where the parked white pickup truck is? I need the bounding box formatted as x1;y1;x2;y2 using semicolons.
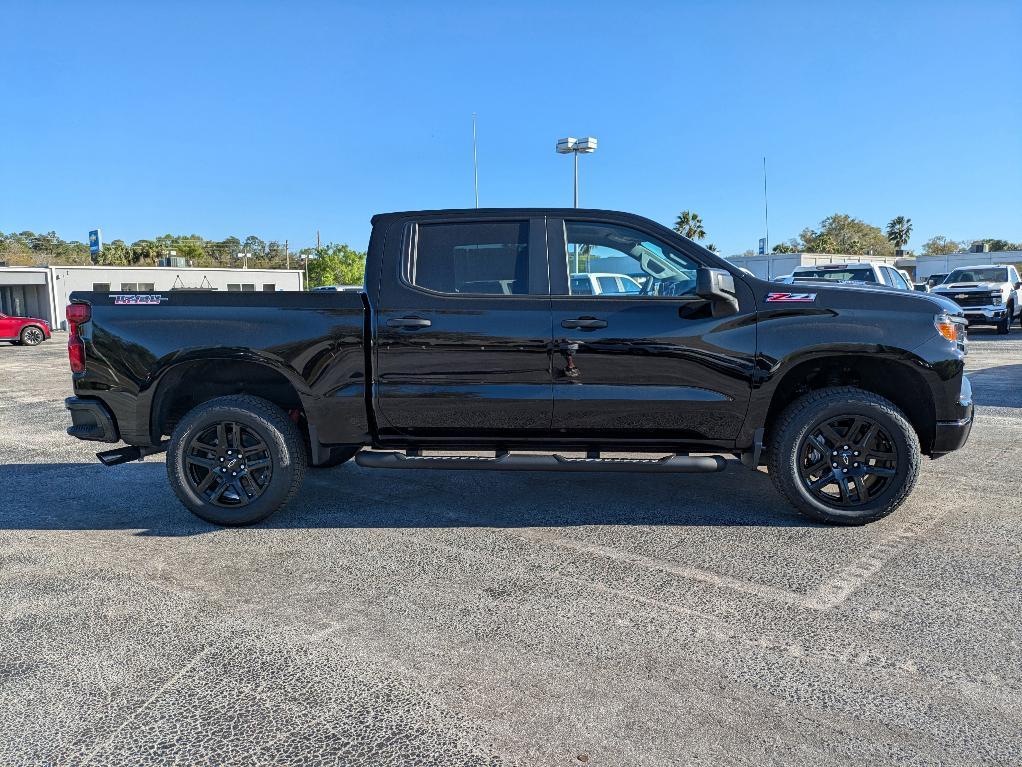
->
790;262;915;291
930;265;1022;334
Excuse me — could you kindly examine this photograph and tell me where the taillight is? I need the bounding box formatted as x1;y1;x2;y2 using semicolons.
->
66;303;90;374
66;303;91;324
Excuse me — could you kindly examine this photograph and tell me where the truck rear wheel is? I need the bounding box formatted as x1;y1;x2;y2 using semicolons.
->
167;395;307;526
767;387;920;525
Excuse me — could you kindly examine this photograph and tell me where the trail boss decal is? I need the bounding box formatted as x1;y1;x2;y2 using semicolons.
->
765;292;817;303
113;294;169;305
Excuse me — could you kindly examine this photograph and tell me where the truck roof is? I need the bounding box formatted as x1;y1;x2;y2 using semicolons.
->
792;262;879;271
372;207;649;223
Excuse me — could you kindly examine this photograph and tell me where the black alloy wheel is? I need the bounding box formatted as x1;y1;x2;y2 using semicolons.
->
20;326;45;346
798;415;897;508
768;386;920;525
184;421;273;507
167;395;307;526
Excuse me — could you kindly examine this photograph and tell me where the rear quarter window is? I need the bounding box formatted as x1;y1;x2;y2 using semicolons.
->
411;221;529;295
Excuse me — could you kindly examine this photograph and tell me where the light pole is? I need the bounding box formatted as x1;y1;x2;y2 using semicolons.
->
556;136;597;207
236;251;252;269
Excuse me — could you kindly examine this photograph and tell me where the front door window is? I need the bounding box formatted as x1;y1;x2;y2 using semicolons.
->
561;221;701;299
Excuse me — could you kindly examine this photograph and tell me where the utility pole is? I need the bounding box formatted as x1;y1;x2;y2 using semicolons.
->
763;156;770;254
316;229;321;251
285;239;289;270
472;112;479;208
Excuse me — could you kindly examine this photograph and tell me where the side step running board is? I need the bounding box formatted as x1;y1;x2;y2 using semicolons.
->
355;451;726;473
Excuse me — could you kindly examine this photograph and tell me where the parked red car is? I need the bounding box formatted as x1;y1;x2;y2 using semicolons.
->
0;311;51;346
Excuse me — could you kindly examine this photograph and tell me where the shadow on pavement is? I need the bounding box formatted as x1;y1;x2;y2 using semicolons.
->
0;460;816;535
966;363;1022;409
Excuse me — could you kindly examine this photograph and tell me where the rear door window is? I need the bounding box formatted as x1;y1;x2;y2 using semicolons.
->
410;221;530;295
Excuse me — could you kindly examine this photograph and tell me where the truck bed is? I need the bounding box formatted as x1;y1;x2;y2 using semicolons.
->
68;290;370;447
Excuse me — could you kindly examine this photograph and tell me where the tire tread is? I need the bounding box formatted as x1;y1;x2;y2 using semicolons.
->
167;394;306;525
767;386;921;525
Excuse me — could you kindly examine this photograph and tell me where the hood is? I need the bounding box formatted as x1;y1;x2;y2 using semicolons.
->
756;277;964;315
932;281;1003;292
7;315;47;323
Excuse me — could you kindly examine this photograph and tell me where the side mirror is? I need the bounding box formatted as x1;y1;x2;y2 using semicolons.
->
696;267;740;317
1014;281;1021;290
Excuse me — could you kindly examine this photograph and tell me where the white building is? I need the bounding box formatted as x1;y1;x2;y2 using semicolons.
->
914;251;1022;282
0;265;305;329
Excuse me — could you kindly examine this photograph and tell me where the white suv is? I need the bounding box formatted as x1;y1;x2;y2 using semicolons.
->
930;265;1022;334
569;273;644;295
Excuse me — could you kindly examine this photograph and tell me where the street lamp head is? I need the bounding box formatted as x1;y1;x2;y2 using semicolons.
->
556;137;577;154
576;136;598;153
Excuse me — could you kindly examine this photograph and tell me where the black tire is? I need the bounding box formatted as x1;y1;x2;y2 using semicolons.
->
767;387;921;525
167;395;307;526
311;445;360;468
996;310;1010;334
19;325;45;346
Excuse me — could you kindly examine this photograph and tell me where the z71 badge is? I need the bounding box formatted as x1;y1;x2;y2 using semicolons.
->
113;294;169;305
765;292;817;303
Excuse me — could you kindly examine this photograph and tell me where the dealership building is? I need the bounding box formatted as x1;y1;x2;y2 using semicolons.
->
0;265;305;329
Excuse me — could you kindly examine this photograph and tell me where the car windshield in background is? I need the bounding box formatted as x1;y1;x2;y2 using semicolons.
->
794;268;876;282
945;268;1008;283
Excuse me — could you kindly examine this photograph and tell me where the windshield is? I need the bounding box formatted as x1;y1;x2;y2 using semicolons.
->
944;267;1008;283
793;268;876;283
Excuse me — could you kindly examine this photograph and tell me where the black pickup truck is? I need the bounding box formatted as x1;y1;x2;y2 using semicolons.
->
64;208;974;526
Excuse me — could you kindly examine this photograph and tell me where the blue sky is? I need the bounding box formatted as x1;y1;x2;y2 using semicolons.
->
2;0;1019;255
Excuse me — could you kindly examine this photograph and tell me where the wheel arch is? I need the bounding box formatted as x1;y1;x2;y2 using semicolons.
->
148;356;310;444
19;323;47;340
762;352;937;454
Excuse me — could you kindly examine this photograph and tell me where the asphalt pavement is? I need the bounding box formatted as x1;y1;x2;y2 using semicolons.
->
0;331;1019;766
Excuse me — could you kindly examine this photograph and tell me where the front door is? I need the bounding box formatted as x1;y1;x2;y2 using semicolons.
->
548;218;757;442
374;216;552;440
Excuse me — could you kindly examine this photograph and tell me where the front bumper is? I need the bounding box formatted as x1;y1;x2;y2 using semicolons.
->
65;397;119;443
959;304;1008;324
931;376;974;457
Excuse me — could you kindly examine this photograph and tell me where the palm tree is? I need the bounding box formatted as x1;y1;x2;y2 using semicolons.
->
886;216;913;251
674;210;706;241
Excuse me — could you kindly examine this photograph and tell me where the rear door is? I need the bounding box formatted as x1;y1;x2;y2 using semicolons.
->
547;217;757;442
374;215;552;439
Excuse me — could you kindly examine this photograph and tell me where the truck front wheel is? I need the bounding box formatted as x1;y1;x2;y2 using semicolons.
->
167;395;307;526
767;387;921;525
996;309;1011;334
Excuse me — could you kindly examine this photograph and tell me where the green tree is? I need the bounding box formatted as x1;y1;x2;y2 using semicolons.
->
306;243;367;288
886;216;913;250
771;242;798;253
799;214;892;256
94;239;132;265
130;239;161;265
673;210;706;241
921;236;963;256
976;238;1022;252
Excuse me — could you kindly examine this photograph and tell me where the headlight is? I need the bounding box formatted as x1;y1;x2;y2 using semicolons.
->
990;292;1004;305
934;313;962;343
